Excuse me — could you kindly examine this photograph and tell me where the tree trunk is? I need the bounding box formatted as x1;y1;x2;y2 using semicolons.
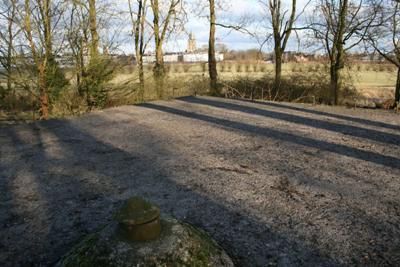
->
208;0;218;95
77;38;85;96
138;58;145;101
6;20;13;95
331;0;348;106
89;0;99;59
24;0;50;118
151;0;165;99
154;45;165;98
395;67;400;105
133;0;146;101
330;64;338;105
4;0;17;102
330;54;345;106
274;48;282;96
43;0;52;61
38;64;49;119
6;47;12;98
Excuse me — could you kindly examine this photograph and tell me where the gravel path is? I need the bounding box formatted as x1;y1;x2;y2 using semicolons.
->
1;96;400;267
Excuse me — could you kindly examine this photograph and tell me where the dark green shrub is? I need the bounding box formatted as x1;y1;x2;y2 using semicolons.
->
46;58;69;100
82;56;115;108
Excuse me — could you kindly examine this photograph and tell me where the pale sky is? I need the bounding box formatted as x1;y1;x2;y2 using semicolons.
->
116;0;315;54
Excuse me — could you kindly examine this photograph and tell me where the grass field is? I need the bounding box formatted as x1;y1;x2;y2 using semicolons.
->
0;61;398;121
112;62;397;102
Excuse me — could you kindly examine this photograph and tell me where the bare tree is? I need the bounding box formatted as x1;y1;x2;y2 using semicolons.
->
311;0;379;105
0;0;20;101
150;0;182;98
65;0;116;108
88;0;99;59
128;0;149;101
65;0;89;97
265;0;297;93
366;0;400;106
193;0;251;96
23;0;68;118
208;0;218;95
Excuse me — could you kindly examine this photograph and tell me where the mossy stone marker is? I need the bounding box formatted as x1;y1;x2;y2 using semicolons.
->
113;196;161;241
58;196;235;266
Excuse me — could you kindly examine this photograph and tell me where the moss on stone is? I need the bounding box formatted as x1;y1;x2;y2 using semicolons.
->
57;217;234;267
113;196;160;225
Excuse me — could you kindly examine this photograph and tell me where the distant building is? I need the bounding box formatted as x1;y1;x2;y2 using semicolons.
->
141;33;224;64
187;32;197;53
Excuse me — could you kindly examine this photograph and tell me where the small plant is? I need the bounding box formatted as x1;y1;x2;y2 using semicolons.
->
356;65;362;72
253;64;258;72
245;65;251;72
236;64;243;73
220;64;226;72
260;65;266;72
227;64;232;72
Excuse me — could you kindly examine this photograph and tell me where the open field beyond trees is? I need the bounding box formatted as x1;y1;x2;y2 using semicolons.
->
2;0;400;266
1;96;399;266
2;61;396;122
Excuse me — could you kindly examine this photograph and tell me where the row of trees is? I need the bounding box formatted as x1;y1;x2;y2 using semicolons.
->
128;0;400;106
1;0;399;119
0;0;116;118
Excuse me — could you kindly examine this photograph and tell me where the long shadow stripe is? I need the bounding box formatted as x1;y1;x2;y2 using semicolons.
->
238;98;400;131
141;103;400;170
179;97;400;146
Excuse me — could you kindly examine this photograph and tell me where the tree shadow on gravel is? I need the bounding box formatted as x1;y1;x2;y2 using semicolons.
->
236;98;400;132
141;102;400;170
178;97;400;146
0;117;341;267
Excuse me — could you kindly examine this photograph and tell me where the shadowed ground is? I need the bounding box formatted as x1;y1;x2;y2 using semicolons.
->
1;96;399;266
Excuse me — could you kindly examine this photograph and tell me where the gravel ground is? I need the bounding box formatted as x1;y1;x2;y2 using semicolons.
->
1;96;400;267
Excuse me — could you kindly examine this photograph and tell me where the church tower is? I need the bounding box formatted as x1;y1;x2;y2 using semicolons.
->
187;32;196;53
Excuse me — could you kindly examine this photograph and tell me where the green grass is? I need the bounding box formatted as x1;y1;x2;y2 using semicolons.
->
116;62;397;92
1;62;397;120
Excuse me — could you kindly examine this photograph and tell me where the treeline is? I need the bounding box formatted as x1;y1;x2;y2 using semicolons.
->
0;0;399;119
